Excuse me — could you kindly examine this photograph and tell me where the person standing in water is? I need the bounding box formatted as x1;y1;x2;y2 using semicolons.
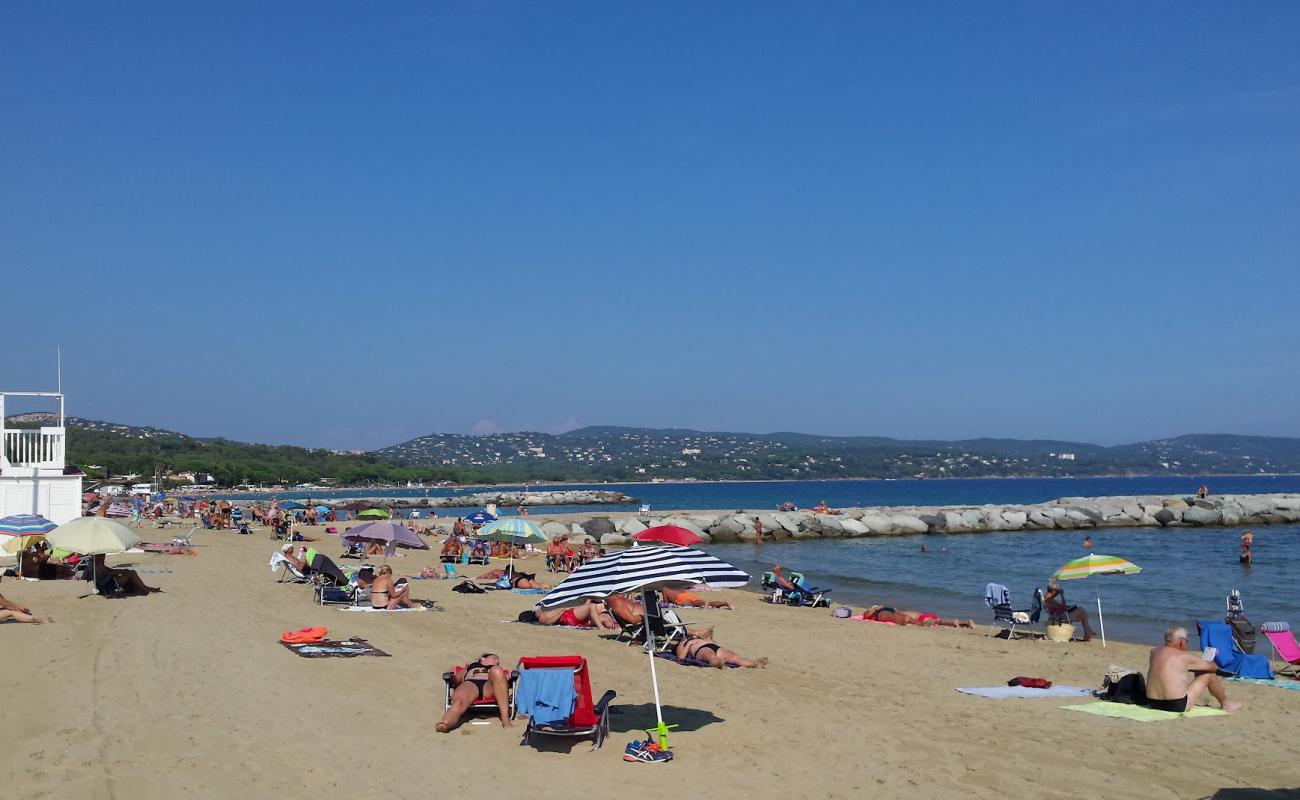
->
1240;530;1254;565
753;516;763;555
1082;535;1093;549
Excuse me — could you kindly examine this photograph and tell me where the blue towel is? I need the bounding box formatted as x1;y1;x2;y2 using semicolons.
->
514;668;576;727
1198;620;1273;680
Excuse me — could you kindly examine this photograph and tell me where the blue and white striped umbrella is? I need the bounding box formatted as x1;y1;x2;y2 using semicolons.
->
0;514;58;536
537;545;749;610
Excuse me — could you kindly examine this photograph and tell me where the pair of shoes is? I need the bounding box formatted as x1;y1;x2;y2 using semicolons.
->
624;738;673;763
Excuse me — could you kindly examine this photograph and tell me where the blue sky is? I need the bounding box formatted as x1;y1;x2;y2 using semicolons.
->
3;3;1298;449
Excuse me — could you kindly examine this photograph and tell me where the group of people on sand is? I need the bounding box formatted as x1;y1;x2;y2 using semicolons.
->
278;544;416;610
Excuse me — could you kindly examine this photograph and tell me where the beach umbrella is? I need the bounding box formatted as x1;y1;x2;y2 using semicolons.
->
1051;553;1142;648
344;520;429;551
314;505;330;514
357;508;389;519
633;525;702;547
47;516;142;592
464;510;496;526
0;514;58;536
477;518;546;572
538;545;749;749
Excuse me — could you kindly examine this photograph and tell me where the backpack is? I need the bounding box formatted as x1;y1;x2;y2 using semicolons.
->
1101;669;1147;705
1228;617;1256;654
452;580;486;594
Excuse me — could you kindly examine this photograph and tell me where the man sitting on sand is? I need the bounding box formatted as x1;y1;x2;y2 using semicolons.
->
0;575;48;623
88;554;162;596
369;565;414;610
661;586;733;609
1147;626;1242;713
437;653;513;732
676;635;767;669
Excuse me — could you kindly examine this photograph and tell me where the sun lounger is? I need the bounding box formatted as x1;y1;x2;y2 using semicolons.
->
269;551;310;584
442;664;519;718
169;526;198;547
984;583;1042;640
515;656;615;751
1197;620;1273;679
1260;622;1300;678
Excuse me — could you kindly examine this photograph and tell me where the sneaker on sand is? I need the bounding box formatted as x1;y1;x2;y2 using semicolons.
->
624;739;673;763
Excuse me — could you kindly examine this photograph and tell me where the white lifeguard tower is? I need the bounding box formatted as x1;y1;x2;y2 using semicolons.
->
0;391;83;524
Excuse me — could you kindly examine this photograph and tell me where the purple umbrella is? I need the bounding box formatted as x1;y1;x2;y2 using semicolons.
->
344;521;429;551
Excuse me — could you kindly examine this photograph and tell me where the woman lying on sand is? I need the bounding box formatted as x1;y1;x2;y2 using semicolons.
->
676;635;767;668
0;575;49;623
854;605;973;627
475;567;551;590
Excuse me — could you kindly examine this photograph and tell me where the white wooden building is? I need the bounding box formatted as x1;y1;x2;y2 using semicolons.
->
0;391;83;524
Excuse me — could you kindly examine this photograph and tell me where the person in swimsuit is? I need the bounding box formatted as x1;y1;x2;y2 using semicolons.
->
1146;626;1241;713
437;653;513;732
369;566;413;609
524;599;620;630
676;635;767;669
605;593;714;640
87;554;162;596
0;576;48;623
1044;577;1097;641
661;586;732;610
857;605;972;627
1240;530;1254;565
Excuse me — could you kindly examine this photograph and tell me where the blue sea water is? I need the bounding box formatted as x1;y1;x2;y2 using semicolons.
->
216;475;1300;644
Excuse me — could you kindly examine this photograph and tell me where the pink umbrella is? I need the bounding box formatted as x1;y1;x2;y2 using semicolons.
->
633;525;703;547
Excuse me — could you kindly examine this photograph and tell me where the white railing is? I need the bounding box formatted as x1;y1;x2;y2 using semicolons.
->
2;427;66;469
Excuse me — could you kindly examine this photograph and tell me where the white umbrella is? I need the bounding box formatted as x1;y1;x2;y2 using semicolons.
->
537;545;749;749
47;517;141;592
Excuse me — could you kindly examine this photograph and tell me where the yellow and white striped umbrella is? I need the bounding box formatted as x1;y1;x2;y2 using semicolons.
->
1052;553;1141;581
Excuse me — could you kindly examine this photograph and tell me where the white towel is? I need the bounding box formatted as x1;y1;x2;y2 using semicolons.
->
957;686;1094;700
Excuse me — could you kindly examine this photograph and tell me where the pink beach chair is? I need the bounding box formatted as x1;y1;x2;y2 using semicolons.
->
1260;622;1300;678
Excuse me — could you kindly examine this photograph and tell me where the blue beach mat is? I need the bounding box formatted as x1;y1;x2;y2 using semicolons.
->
957;686;1093;700
1229;677;1300;692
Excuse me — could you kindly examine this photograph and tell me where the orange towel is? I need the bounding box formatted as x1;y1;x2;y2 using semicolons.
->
281;627;328;643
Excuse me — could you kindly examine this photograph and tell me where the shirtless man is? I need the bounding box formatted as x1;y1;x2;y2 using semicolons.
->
369;566;413;610
606;593;713;640
1146;626;1241;713
0;576;47;623
530;599;620;630
676;635;767;669
88;554;162;596
437;653;512;732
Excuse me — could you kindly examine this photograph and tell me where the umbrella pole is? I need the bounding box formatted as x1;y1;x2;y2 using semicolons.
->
641;590;675;750
1097;595;1106;648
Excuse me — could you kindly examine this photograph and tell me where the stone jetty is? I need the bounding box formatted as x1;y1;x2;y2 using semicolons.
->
306;489;634;510
557;493;1300;547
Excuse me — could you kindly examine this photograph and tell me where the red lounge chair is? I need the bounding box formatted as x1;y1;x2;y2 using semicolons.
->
441;664;519;717
516;656;616;750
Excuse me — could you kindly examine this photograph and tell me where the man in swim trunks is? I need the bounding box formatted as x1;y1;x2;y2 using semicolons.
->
437;653;513;732
676;635;767;669
1146;626;1241;713
530;599;620;630
605;593;713;640
661;586;732;610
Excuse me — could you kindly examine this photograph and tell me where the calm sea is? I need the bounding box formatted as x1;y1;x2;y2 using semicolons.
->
218;475;1300;644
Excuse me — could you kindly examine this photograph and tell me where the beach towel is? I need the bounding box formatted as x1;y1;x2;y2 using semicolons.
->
1198;620;1273;679
1060;702;1227;722
514;667;577;726
508;619;591;630
339;604;429;613
655;652;740;669
510;588;547;594
280;638;391;658
984;583;1011;608
957;686;1094;700
1228;677;1300;692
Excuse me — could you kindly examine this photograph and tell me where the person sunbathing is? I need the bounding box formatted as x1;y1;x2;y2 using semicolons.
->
676;635;767;669
469;540;489;561
661;586;732;610
1044;577;1098;641
475;567;551;590
369;566;413;610
522;600;619;629
605;593;713;639
87;554;162;596
0;576;48;623
437;653;513;732
1147;626;1242;713
856;605;972;627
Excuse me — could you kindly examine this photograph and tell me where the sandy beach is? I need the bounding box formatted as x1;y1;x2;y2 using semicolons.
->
4;521;1299;800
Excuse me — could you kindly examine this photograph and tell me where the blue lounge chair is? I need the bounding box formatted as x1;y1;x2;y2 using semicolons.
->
1197;620;1273;679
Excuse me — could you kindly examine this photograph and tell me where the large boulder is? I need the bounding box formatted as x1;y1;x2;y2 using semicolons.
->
756;514;783;535
939;511;969;532
619;517;647;536
1026;509;1055;529
581;518;616;538
1164;498;1189;510
1064;509;1098;527
710;516;747;537
540;521;570;539
839;518;869;536
1153;507;1179;526
1182;505;1222;526
817;516;846;537
890;514;929;534
998;510;1028;530
773;512;808;535
860;513;895;534
918;513;945;531
599;532;629;547
960;509;984;530
1068;506;1103;524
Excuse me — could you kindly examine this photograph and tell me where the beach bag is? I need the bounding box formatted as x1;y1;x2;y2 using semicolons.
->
1228;618;1257;654
1045;622;1076;642
1100;669;1146;705
495;576;513;590
452;580;485;594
